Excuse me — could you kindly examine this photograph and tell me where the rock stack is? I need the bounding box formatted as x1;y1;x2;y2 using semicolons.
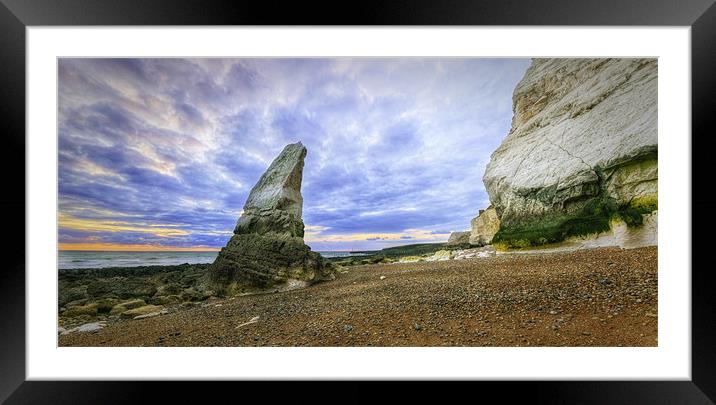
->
209;142;335;292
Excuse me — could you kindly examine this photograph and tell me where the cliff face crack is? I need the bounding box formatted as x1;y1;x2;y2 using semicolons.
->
548;130;594;174
545;131;604;198
511;139;544;179
546;132;608;207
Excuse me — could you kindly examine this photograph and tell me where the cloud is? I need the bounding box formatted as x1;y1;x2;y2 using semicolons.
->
58;58;530;251
59;213;190;237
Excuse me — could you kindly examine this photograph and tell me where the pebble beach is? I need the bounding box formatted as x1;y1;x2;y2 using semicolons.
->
59;246;657;347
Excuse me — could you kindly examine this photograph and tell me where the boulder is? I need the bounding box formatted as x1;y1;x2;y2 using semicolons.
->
446;231;470;245
118;299;146;310
209;142;335;291
95;298;119;314
109;299;146;316
63;303;99;317
482;58;657;246
109;305;128;316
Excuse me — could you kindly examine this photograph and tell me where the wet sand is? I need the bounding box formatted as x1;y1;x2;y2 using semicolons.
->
59;246;657;347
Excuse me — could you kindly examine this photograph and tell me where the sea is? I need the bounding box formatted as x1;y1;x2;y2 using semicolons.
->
58;250;370;269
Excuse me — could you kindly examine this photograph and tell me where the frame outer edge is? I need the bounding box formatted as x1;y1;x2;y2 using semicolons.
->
691;0;716;403
0;1;27;403
3;0;716;403
0;0;715;25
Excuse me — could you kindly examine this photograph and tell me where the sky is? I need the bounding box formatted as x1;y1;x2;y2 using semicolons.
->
58;58;530;251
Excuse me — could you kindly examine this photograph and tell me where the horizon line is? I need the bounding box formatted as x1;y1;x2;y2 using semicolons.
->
58;241;442;252
58;244;382;253
58;248;381;252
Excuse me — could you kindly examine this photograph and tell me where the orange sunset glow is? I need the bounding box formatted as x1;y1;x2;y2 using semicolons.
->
59;243;220;252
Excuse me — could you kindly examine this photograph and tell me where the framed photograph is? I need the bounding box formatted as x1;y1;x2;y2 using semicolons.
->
3;0;714;403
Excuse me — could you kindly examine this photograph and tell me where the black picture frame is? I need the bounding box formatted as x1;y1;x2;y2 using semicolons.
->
2;0;714;403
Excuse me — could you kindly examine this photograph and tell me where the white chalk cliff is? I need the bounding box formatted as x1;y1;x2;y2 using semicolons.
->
479;58;657;247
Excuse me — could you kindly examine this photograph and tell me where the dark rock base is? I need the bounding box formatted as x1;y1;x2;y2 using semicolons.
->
208;233;335;293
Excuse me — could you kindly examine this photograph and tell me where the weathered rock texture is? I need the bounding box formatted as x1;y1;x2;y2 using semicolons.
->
446;231;470;245
209;142;334;291
482;58;657;245
469;206;500;245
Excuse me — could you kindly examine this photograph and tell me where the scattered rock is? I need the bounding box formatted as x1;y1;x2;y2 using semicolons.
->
58;246;658;348
121;305;164;318
344;325;353;333
65;321;107;334
277;279;310;292
155;283;182;296
133;309;168;320
235;316;260;329
119;299;146;310
180;288;204;302
380;276;386;280
148;295;181;305
58;287;89;307
424;250;453;262
451;246;497;260
87;278;156;299
109;305;128;316
64;298;89;308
